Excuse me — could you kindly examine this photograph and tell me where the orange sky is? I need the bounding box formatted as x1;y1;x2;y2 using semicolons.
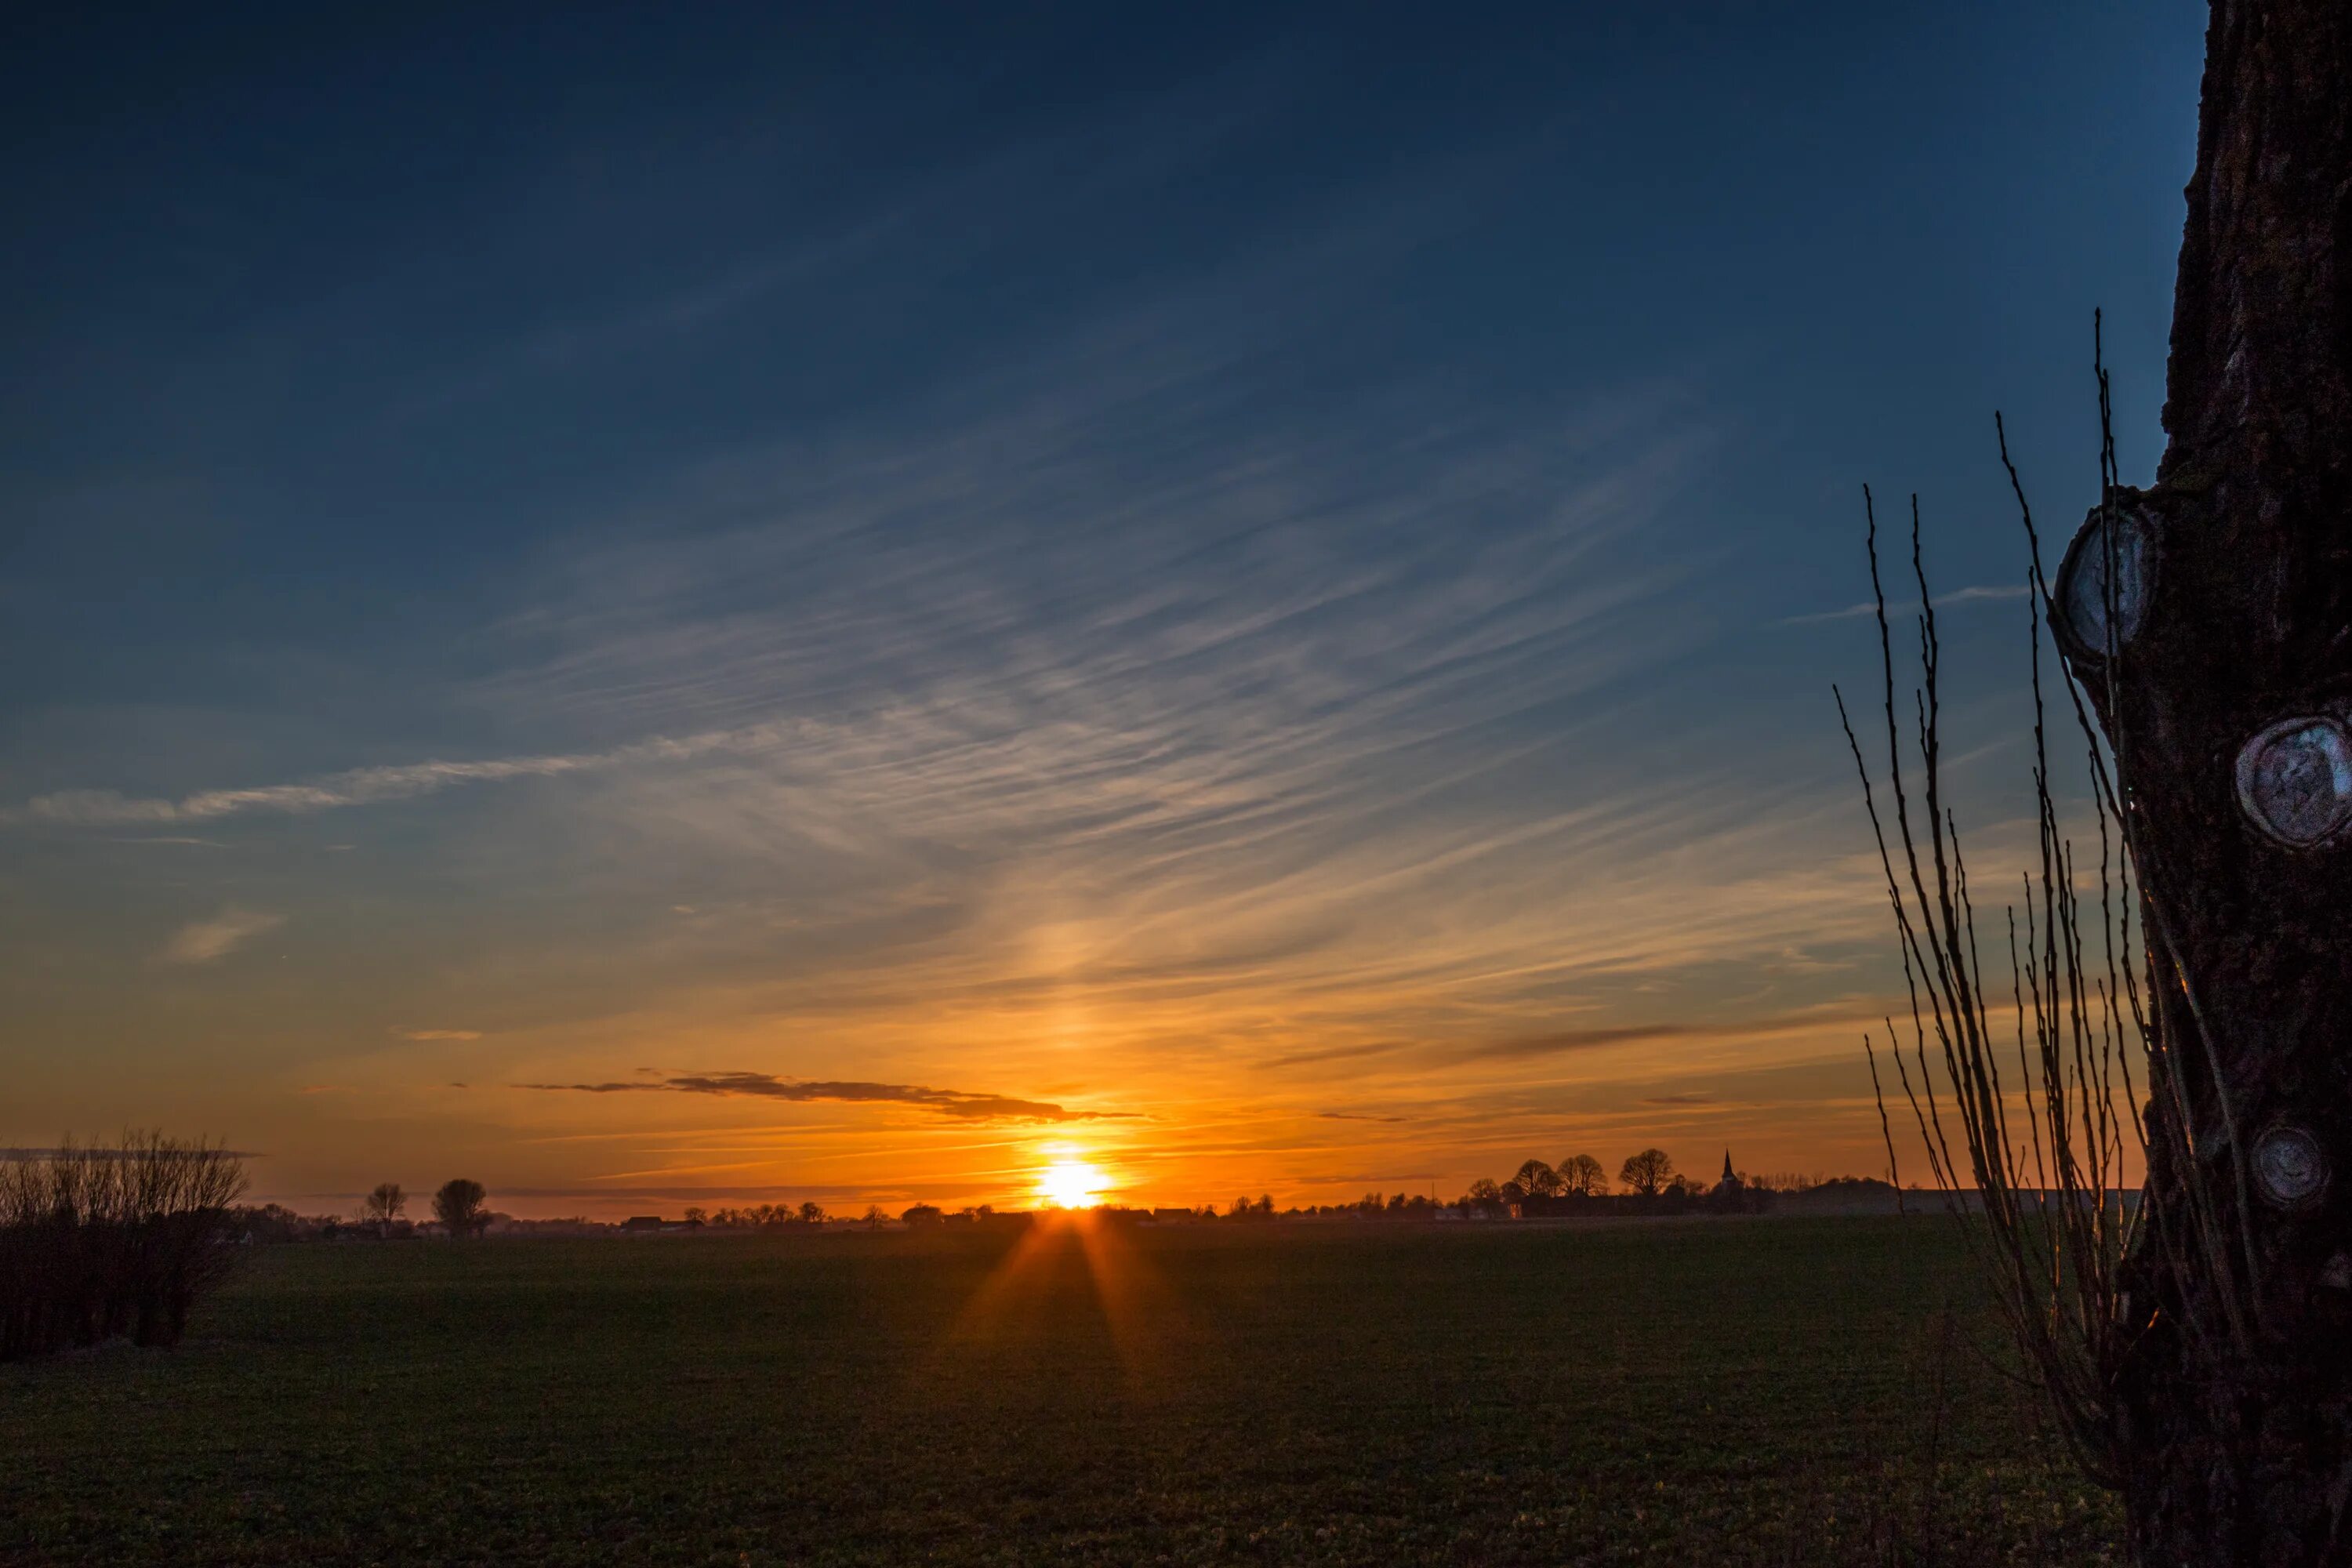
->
10;778;2124;1218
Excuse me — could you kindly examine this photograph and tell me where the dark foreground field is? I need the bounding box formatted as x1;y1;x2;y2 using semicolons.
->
2;1218;2117;1566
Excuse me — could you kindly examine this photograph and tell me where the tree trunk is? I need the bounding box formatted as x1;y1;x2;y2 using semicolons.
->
2063;2;2352;1559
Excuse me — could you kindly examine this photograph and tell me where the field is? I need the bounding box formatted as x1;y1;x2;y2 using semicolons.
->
1;1218;2118;1566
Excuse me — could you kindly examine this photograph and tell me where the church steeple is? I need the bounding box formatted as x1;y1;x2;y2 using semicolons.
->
1721;1149;1735;1185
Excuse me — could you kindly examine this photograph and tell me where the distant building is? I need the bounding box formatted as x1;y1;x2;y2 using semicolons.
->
1708;1152;1767;1214
621;1216;666;1232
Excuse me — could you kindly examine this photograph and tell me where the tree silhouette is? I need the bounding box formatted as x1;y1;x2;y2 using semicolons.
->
1512;1160;1563;1198
1557;1155;1609;1196
1838;5;2352;1553
2064;2;2352;1551
796;1200;826;1225
431;1178;488;1237
361;1181;405;1224
1618;1149;1674;1198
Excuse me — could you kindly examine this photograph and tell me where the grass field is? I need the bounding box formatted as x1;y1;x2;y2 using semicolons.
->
1;1217;2119;1566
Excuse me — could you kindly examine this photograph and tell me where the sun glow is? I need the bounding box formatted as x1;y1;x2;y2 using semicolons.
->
1038;1154;1107;1209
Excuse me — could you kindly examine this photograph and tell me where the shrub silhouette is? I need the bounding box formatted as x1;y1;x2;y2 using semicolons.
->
0;1133;247;1361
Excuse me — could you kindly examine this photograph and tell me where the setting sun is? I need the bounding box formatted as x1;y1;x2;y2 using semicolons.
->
1038;1156;1106;1209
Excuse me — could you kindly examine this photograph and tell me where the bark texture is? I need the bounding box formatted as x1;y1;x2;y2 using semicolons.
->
2074;3;2352;1560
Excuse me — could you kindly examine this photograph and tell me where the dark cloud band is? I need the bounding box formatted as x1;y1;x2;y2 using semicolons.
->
511;1071;1130;1125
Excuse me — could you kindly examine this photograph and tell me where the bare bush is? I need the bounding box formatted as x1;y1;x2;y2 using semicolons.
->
1837;387;2223;1491
0;1132;248;1360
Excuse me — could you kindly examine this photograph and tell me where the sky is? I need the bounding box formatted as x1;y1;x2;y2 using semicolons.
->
2;3;2205;1218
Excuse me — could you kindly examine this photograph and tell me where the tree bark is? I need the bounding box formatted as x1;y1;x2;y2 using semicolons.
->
2064;2;2352;1559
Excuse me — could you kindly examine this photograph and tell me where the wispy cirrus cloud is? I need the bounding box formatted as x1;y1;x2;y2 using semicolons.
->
1262;1044;1406;1070
1451;1004;1895;1064
1261;1002;1893;1076
0;9;2169;1218
1777;583;2029;626
158;908;281;964
3;729;779;827
0;143;1932;1210
511;1071;1131;1124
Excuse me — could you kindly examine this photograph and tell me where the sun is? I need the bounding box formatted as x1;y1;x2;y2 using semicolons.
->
1038;1155;1106;1209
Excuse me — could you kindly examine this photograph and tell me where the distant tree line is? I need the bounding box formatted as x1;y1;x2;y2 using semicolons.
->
227;1174;498;1245
1263;1153;1837;1222
1452;1150;1824;1218
201;1151;1871;1266
0;1134;246;1362
898;1203;1041;1230
692;1201;831;1229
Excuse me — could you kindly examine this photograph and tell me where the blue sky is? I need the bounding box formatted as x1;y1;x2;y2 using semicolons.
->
1;4;2204;1212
